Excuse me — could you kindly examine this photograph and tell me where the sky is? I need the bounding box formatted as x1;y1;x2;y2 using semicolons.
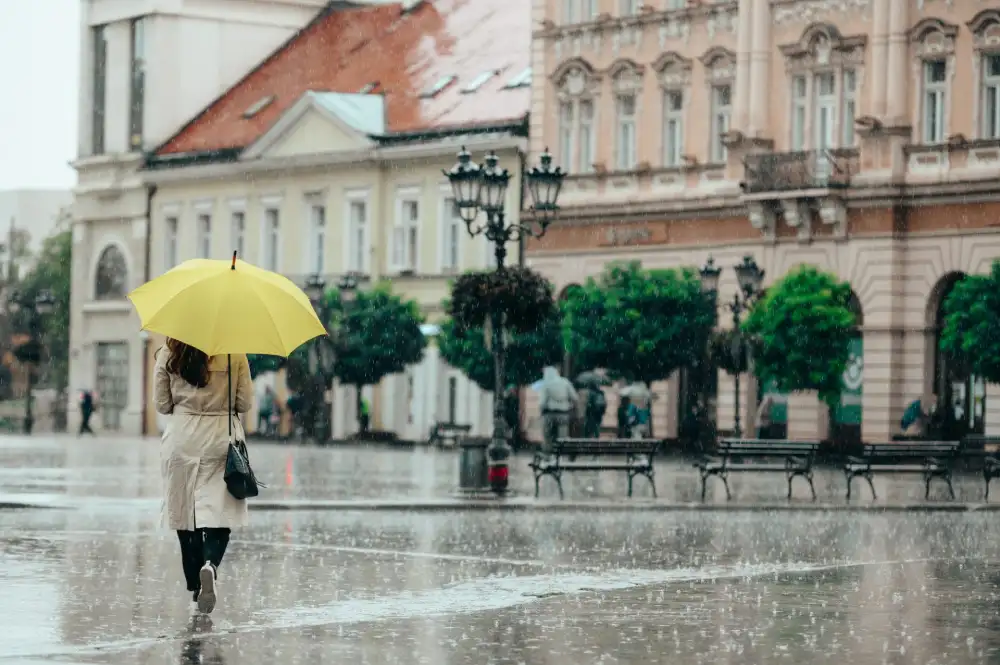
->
0;1;80;190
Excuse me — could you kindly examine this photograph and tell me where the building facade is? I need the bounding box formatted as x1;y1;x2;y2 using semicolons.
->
527;0;1000;442
68;0;332;434
141;0;532;439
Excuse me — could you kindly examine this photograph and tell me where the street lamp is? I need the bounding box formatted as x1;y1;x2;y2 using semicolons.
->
444;147;566;495
8;289;56;434
303;272;359;442
700;255;764;437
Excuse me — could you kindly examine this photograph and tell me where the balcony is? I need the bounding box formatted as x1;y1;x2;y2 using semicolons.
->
741;149;859;196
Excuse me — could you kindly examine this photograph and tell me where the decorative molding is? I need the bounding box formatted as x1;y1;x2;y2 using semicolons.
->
699;46;736;82
772;0;870;27
553;57;602;100
819;197;848;239
781;199;812;242
608;58;644;93
908;17;959;58
747;201;777;241
779;23;867;72
968;10;1000;51
651;51;693;87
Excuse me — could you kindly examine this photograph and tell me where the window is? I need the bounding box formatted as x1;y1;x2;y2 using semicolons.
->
504;67;532;89
308;203;326;274
620;0;639;16
791;76;807;150
462;71;495;93
559;99;595;173
230;210;246;260
842;69;857;146
164;217;178;270
129;18;146;150
197;213;212;259
662;90;683;166
441;197;461;273
349;200;367;272
243;95;275;119
923;59;947;144
421;75;456;98
91;26;107;154
710;84;731;163
393;199;419;272
615;94;637;170
564;0;596;22
982;54;1000;139
264;208;280;271
813;72;836;151
94;245;127;300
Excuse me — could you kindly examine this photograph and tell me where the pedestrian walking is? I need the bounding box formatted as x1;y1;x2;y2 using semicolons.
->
359;396;371;434
756;393;775;439
617;395;632;439
154;338;253;614
78;390;96;435
585;386;607;438
257;386;276;436
539;366;578;453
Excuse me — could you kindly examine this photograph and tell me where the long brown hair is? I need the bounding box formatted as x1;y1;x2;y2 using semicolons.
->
165;338;210;388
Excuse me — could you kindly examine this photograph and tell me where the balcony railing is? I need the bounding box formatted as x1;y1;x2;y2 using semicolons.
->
742;148;859;195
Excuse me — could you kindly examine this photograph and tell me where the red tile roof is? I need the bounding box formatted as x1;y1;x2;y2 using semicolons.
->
156;0;531;156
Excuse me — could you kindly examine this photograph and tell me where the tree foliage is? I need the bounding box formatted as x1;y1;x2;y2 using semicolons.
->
448;267;556;333
15;230;71;391
333;284;427;389
742;265;855;405
248;354;284;380
561;261;716;385
939;262;1000;383
437;314;564;393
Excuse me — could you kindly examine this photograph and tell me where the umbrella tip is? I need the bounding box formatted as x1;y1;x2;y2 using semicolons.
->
231;251;237;270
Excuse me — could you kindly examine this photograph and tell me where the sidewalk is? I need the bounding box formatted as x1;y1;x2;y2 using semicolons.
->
0;434;995;512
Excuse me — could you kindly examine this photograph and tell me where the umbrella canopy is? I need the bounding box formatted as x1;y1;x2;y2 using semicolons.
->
575;370;609;389
901;400;924;431
127;254;327;357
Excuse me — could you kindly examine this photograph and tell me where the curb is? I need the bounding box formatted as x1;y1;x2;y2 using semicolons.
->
2;496;1000;513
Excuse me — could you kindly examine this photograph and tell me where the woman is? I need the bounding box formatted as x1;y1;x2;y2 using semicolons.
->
154;338;253;614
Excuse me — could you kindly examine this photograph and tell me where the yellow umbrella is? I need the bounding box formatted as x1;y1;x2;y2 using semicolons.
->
127;253;327;357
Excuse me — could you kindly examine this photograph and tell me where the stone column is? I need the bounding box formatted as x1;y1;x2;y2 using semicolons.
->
885;0;909;125
984;383;1000;438
733;0;753;132
748;0;770;136
869;0;890;119
786;391;826;440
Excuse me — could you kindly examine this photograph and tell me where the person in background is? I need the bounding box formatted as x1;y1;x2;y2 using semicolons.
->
617;395;632;439
79;390;96;436
258;386;275;436
585;386;607;439
627;393;651;439
359;396;371;434
756;393;775;440
154;338;253;615
539;366;578;453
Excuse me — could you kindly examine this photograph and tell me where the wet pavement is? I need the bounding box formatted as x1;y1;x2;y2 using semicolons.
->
3;508;1000;664
1;435;998;508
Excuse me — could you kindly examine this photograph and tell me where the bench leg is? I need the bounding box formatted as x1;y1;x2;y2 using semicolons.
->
721;473;732;501
866;473;876;501
627;472;634;498
806;473;817;501
555;472;564;500
986;475;992;502
845;472;853;501
700;472;709;502
534;472;541;498
647;471;657;499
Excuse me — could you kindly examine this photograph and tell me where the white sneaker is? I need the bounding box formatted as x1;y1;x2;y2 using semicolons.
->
197;563;218;614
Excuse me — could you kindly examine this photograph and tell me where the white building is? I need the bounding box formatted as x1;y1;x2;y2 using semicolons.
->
68;0;334;434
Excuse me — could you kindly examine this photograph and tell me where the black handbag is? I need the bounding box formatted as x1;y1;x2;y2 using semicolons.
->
223;355;265;500
225;439;264;500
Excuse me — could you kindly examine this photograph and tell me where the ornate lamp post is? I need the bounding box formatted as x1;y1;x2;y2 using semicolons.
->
700;255;764;437
444;147;565;494
303;272;359;443
8;289;56;434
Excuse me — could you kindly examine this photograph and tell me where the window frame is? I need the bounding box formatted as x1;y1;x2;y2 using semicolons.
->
981;53;1000;140
615;93;637;171
662;89;684;167
307;200;326;275
392;193;420;273
922;58;948;144
262;206;281;272
439;191;461;274
129;17;147;151
345;189;370;274
163;215;178;272
196;212;212;260
229;204;246;262
709;84;732;164
91;25;108;155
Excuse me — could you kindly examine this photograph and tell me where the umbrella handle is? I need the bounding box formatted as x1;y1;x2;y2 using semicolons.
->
228;354;233;443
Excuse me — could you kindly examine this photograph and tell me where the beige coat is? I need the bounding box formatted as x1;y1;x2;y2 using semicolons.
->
154;348;254;531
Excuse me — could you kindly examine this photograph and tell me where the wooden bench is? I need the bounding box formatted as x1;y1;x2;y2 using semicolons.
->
843;441;959;500
695;439;821;501
428;422;472;448
960;436;1000;500
530;438;662;499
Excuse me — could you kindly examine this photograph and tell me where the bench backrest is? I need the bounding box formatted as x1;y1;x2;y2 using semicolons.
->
554;438;662;457
862;441;959;458
436;423;472;433
717;439;821;457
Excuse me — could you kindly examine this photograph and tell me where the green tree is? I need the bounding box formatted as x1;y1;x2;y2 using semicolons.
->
333;284;427;426
437;314;564;392
742;265;855;405
15;230;71;392
939;262;1000;382
562;261;716;386
247;354;284;379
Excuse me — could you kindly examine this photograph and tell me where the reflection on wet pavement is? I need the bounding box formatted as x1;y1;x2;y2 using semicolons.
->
2;509;1000;664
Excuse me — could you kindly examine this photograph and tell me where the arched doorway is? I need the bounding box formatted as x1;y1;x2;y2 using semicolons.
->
830;291;864;446
929;273;985;440
557;283;583;378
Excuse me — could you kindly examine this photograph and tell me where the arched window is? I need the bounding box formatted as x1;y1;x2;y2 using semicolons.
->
94;245;128;300
830;291;864;445
929;272;984;439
